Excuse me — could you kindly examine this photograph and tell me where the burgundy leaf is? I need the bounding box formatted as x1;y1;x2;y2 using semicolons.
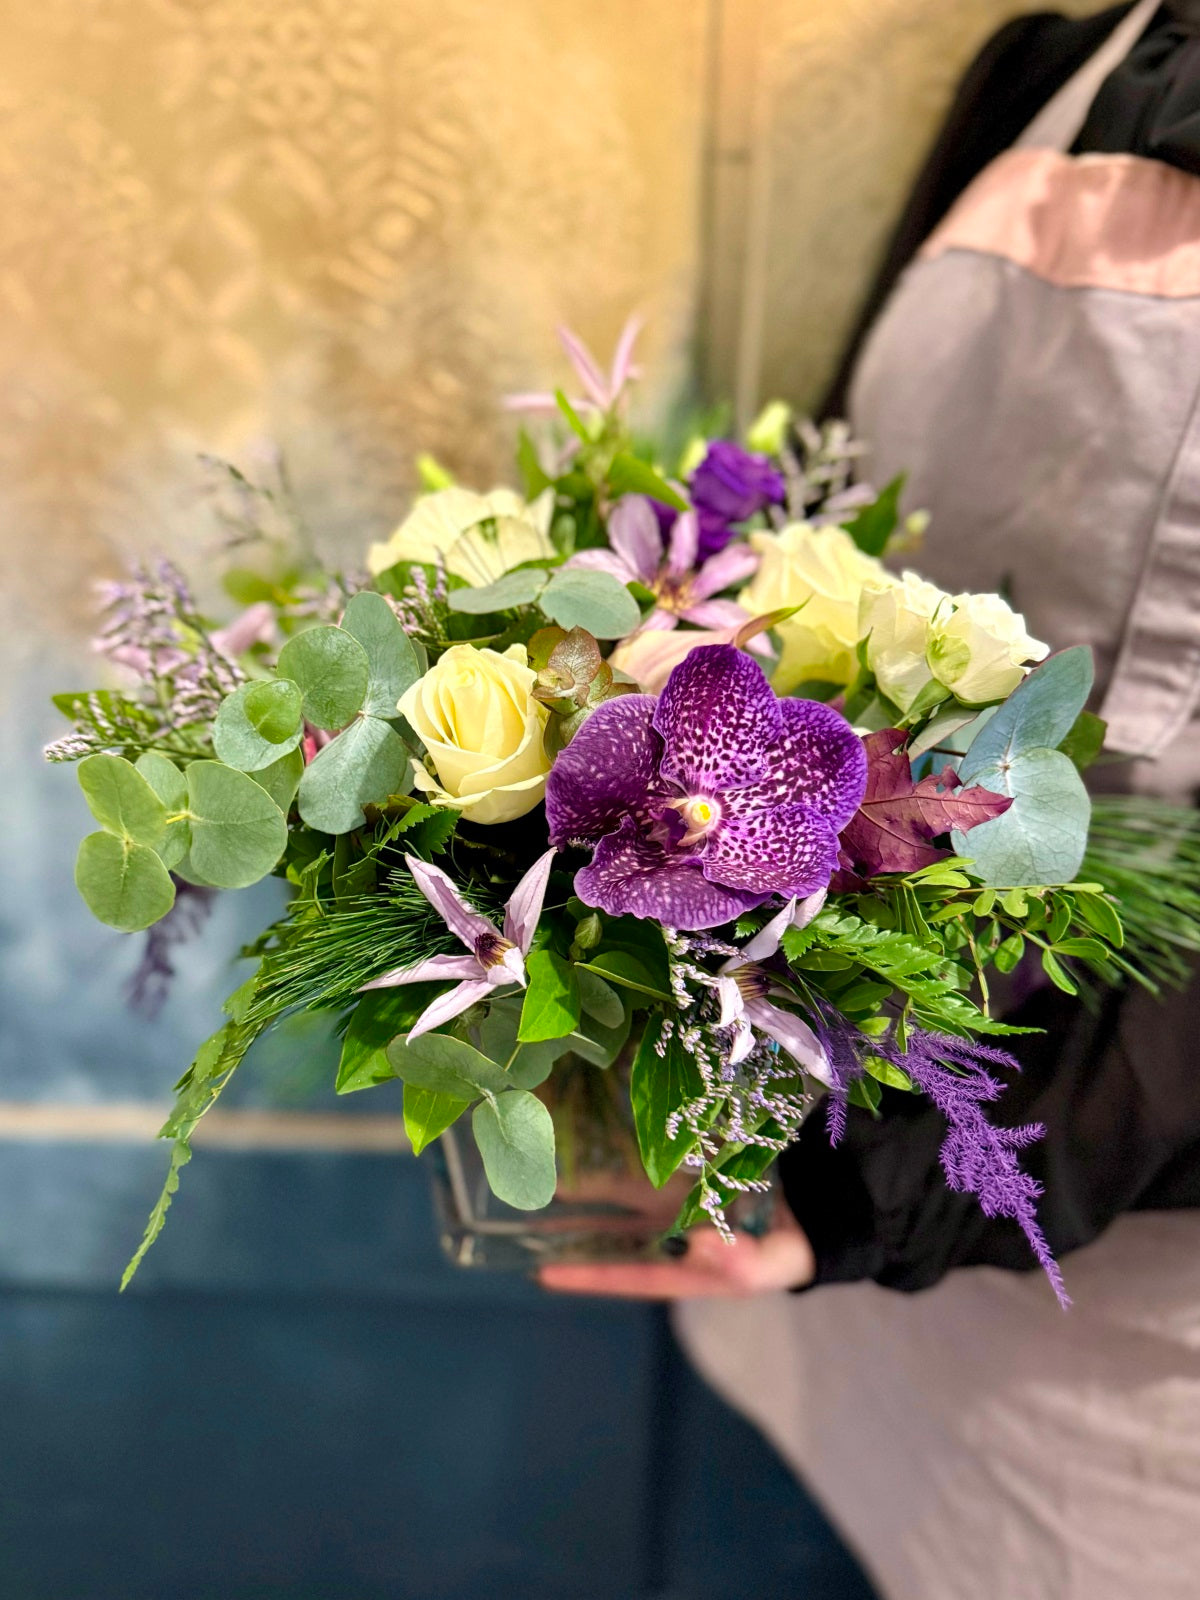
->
838;729;1011;876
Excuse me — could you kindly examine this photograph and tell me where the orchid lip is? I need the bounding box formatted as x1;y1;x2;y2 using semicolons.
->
667;794;722;847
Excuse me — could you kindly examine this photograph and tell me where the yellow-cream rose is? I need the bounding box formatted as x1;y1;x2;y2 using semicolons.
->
739;523;889;692
928;593;1049;705
860;570;949;713
400;644;551;825
367;486;555;584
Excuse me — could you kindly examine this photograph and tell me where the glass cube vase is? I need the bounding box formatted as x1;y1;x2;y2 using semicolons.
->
428;1055;778;1271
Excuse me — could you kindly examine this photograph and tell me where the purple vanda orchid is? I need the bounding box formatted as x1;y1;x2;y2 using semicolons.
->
566;496;760;636
545;644;867;931
361;849;556;1041
715;893;833;1084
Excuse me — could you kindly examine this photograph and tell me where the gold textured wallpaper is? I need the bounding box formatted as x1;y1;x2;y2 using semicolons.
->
2;0;1105;636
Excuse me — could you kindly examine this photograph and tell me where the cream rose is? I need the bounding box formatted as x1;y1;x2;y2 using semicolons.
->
928;593;1049;706
860;570;949;713
367;487;556;584
739;523;889;692
400;644;551;825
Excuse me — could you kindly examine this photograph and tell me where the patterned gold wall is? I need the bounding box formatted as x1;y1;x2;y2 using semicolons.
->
2;0;1108;637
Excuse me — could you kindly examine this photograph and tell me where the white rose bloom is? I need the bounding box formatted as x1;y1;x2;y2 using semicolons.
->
367;487;556;584
399;644;551;825
928;592;1050;705
739;522;890;692
860;570;949;713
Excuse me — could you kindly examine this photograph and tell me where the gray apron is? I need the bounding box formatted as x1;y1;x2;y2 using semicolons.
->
849;0;1200;796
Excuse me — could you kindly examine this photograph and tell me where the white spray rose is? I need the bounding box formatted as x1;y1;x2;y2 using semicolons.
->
928;593;1049;705
860;570;949;713
739;523;889;692
367;487;556;584
399;645;551;825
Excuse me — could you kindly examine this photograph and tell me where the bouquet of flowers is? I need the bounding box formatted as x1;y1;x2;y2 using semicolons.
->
47;321;1200;1301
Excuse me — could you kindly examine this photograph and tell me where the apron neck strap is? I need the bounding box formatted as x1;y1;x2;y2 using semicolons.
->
1015;0;1161;153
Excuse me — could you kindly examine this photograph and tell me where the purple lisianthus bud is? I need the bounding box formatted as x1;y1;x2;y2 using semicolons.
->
690;440;786;559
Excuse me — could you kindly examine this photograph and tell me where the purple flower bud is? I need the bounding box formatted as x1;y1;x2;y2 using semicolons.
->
689;440;786;559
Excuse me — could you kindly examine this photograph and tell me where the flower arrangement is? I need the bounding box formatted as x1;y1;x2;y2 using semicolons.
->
47;321;1200;1301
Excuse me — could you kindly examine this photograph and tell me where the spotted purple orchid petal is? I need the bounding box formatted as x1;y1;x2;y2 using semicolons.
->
545;643;867;931
732;698;868;832
545;694;668;845
576;817;765;928
703;799;839;895
653;644;780;792
607;495;663;584
503;848;557;954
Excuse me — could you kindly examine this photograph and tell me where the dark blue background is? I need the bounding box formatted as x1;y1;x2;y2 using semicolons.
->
1;660;875;1599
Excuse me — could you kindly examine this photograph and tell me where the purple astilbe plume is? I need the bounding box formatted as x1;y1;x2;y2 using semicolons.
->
545;644;867;931
811;1006;1067;1306
124;880;217;1018
360;850;555;1040
689;440;786;560
566;496;758;635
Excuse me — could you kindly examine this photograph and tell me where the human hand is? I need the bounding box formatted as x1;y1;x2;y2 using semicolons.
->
538;1194;814;1300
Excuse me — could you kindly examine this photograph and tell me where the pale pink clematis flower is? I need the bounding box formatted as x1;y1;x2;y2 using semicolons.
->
714;891;833;1083
504;315;644;416
210;602;277;662
361;849;556;1041
567;496;759;635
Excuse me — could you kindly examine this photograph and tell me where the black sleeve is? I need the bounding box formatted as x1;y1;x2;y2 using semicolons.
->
779;966;1200;1293
820;4;1137;419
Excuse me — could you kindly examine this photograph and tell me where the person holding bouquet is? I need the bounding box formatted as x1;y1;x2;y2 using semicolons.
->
544;6;1200;1597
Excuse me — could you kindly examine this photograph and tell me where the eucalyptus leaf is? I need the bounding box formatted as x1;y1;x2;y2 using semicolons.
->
296;716;411;835
447;569;547;615
184;760;288;889
135;752;190;868
341;590;422;716
75;831;176;932
404;1085;470;1155
540;568;641;638
960;647;1094;775
951;746;1091;886
78;754;166;846
335;988;439;1094
250;747;304;813
213;679;304;771
385;1030;511;1100
276;624;369;730
471;1090;557;1210
475;999;565;1090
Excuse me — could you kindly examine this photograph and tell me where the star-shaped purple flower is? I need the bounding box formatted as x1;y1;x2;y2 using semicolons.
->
545;644;866;930
566;495;758;634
